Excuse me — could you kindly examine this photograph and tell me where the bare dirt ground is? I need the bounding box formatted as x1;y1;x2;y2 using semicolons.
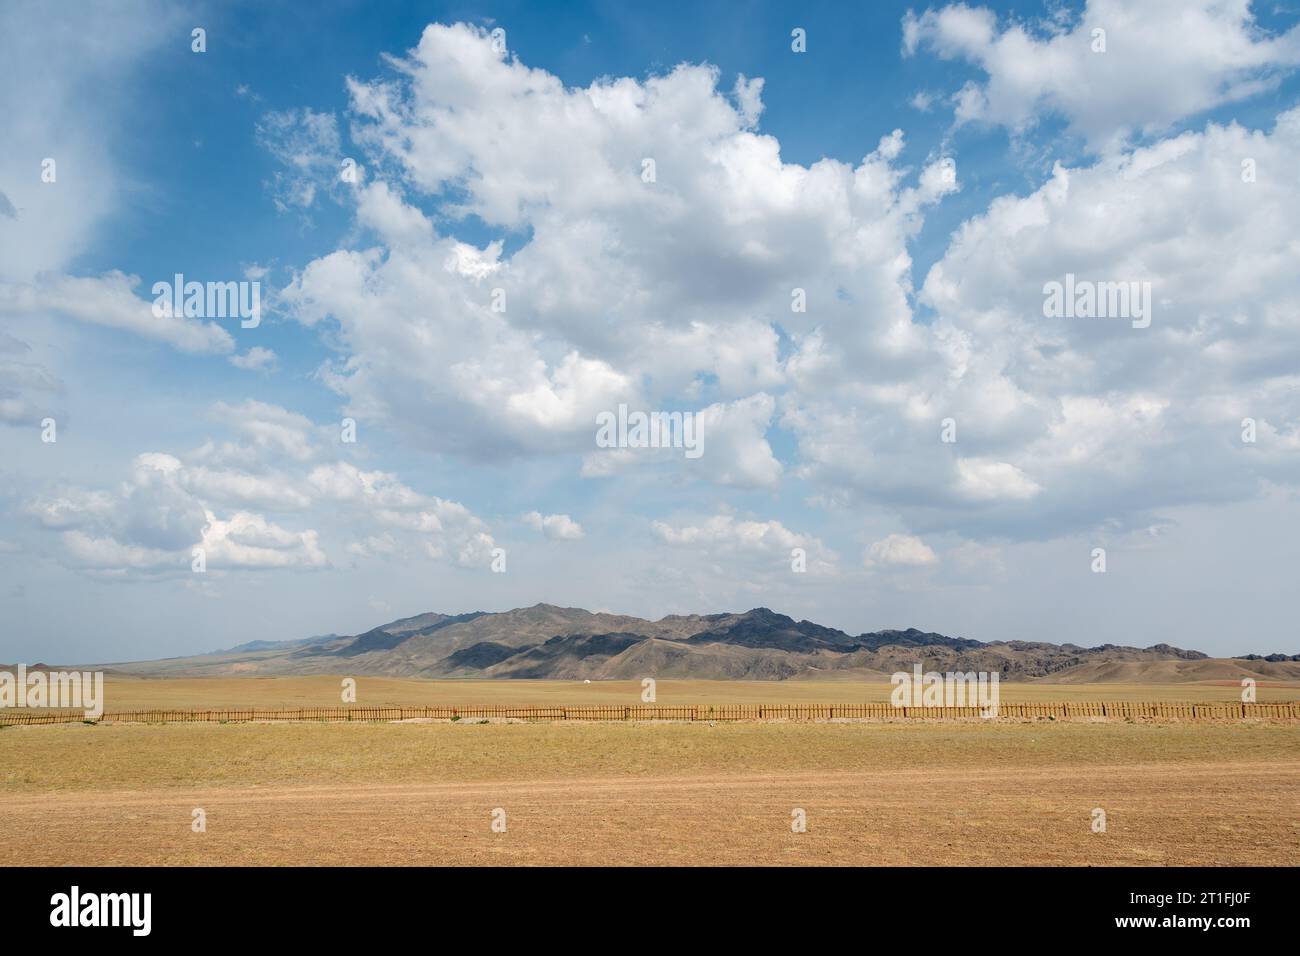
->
1;721;1296;865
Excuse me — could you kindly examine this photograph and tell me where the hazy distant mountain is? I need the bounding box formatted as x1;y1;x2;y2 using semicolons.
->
207;634;340;655
106;603;1300;682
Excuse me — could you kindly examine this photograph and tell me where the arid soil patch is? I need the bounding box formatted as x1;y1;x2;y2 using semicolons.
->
1;721;1295;865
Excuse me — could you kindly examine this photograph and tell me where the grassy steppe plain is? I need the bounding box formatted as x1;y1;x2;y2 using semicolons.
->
80;674;1300;709
1;677;1297;866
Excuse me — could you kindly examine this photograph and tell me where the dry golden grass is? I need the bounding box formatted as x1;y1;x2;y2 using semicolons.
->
1;720;1296;865
2;720;1296;790
91;674;1300;710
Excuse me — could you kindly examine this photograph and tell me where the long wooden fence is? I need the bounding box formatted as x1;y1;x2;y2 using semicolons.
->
1;700;1297;726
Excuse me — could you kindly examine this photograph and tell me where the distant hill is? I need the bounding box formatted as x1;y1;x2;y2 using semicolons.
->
206;634;340;655
101;604;1300;683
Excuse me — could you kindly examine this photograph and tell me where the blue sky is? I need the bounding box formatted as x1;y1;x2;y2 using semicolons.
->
2;0;1300;662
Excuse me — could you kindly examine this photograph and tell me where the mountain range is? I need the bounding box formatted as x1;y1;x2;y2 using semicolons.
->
108;604;1300;683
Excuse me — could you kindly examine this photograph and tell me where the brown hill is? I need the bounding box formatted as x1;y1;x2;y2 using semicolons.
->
1037;658;1300;683
98;604;1297;683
